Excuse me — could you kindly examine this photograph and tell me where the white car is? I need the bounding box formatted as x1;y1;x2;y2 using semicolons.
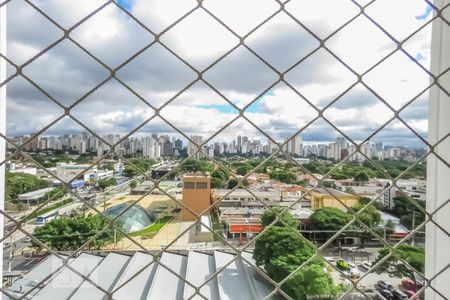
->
360;261;373;271
348;263;358;270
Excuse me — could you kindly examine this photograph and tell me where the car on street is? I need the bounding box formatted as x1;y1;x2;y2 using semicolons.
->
24;237;32;243
376;280;394;292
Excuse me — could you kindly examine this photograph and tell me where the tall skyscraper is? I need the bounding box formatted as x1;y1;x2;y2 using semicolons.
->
188;135;204;159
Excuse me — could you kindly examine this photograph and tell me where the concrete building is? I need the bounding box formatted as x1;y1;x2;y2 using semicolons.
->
17;187;54;205
181;173;211;221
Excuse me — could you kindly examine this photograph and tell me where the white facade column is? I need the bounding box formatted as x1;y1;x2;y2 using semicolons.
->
0;2;7;277
426;1;450;298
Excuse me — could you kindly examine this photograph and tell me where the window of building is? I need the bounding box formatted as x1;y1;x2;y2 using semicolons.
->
195;182;207;189
183;182;195;189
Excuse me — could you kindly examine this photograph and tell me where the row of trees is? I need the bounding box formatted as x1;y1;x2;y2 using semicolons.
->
98;177;118;190
122;158;156;177
254;209;345;299
309;205;396;247
32;215;118;251
304;159;426;180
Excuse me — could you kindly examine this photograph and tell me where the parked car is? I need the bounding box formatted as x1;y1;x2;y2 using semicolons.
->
401;279;423;292
360;261;373;271
24;237;32;243
393;289;408;300
376;280;394;292
379;289;394;299
402;290;418;299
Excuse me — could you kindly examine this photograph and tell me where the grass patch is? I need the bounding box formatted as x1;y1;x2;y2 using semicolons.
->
128;216;173;237
24;198;73;222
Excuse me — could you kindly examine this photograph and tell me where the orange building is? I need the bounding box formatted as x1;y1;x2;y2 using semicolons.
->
226;218;263;242
181;172;212;221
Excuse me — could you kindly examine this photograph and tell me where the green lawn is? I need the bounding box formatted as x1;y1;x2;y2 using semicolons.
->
24;198;73;222
128;216;173;237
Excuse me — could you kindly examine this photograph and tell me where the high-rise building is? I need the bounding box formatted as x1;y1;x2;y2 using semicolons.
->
237;135;242;154
188;135;203;159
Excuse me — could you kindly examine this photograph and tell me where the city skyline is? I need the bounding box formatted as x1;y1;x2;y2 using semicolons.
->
7;131;426;162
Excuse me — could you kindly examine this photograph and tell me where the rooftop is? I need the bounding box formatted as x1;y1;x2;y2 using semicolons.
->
17;187;54;200
5;251;278;300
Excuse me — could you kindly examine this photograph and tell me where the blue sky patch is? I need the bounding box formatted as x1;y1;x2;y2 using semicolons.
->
116;0;133;10
415;5;433;20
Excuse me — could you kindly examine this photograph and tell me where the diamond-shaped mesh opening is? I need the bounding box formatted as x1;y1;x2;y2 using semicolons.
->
2;0;450;299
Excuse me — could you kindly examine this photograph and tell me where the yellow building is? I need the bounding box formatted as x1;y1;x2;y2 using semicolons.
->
306;188;359;211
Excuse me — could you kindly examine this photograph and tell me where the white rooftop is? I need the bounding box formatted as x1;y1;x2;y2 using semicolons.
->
4;251;278;300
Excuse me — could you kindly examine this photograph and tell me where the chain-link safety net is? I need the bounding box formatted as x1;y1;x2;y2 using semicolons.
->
0;0;449;299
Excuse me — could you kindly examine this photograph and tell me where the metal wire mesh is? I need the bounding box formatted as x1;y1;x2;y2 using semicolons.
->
0;0;449;299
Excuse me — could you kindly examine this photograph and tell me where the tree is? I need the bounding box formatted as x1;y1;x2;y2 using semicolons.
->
5;172;49;202
45;187;66;201
253;226;314;269
122;166;138;178
226;178;248;189
98;177;117;190
353;204;381;228
32;215;118;251
236;165;251;176
260;208;299;228
254;209;343;300
354;171;370;182
269;170;296;183
210;177;224;189
374;245;424;283
310;207;352;232
282;263;344;300
129;180;137;190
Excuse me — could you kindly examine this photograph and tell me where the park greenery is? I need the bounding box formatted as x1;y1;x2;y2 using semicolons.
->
129;179;138;190
309;205;394;245
374;244;425;283
5;172;49;202
128;216;173;237
122;158;156;177
32;152;94;168
304;159;426;180
254;209;345;299
98;177;117;190
385;196;426;230
32;215;118;250
44;187;66;201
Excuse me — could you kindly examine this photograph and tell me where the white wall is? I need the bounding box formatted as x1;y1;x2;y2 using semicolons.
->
426;1;450;298
0;1;6;277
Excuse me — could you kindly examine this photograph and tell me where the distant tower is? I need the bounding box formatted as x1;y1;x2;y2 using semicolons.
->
181;173;211;221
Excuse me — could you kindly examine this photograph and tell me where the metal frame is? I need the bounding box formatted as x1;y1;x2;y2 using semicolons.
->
0;0;448;299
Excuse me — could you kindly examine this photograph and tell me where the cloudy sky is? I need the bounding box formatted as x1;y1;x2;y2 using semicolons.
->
2;0;439;147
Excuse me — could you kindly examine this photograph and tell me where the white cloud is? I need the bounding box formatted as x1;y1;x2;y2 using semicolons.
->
4;0;432;146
